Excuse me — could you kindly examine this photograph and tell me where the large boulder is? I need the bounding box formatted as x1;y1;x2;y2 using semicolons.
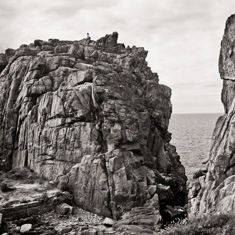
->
0;33;187;221
189;14;235;216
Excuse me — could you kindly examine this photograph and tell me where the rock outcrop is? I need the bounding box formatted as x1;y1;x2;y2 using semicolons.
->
0;32;187;221
189;15;235;216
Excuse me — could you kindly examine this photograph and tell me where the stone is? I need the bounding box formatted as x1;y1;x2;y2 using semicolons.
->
83;228;98;235
54;226;72;235
145;193;160;209
148;185;157;196
163;205;186;219
0;33;187;223
189;181;201;198
193;169;207;179
5;48;15;62
189;14;235;216
57;175;69;191
103;217;114;226
114;207;161;233
56;203;74;215
20;224;32;233
69;232;76;235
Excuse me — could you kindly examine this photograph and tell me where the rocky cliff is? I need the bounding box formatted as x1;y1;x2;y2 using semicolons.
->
189;15;235;216
0;32;187;221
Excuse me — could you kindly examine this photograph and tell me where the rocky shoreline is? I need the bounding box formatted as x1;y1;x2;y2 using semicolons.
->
1;12;235;235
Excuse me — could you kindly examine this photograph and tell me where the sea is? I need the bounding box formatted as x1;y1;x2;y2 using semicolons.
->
169;113;222;180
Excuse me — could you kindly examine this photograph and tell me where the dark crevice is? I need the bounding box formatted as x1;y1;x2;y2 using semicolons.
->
100;156;113;218
36;155;77;164
24;150;28;167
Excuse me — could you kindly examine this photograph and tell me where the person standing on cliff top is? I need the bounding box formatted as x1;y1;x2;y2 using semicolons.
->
86;33;90;45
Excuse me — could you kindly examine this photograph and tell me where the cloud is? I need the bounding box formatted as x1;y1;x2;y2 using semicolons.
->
0;0;234;113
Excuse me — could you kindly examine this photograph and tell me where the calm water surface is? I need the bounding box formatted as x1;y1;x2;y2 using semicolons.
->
169;113;222;179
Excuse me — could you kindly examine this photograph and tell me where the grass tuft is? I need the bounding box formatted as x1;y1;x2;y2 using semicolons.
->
156;214;235;235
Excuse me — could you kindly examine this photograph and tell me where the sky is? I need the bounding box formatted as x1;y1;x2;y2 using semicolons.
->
0;0;235;114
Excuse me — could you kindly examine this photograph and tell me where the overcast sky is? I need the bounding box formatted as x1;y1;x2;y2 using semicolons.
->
0;0;235;114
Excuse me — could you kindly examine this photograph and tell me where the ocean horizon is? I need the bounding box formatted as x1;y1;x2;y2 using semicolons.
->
169;113;222;179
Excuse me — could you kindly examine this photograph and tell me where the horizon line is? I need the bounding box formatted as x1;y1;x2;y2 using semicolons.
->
172;112;223;115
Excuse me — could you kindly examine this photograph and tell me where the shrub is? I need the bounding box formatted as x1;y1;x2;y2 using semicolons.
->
156;214;235;235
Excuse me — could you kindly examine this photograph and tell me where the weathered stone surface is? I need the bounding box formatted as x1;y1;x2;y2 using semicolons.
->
54;225;72;235
163;205;186;219
82;228;98;235
0;33;186;221
114;206;161;234
189;14;235;216
56;203;74;215
0;190;72;221
103;217;114;226
20;223;32;233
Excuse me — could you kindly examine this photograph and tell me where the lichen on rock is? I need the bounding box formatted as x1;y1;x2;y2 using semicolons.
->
0;32;187;221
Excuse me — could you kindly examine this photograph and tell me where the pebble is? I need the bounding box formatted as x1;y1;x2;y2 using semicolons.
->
54;225;72;235
20;223;32;233
69;232;76;235
103;217;114;226
56;203;74;215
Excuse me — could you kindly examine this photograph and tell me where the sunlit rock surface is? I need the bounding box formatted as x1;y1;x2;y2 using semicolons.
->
189;14;235;216
0;32;187;220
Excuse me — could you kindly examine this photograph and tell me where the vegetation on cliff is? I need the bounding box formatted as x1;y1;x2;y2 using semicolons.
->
157;214;235;235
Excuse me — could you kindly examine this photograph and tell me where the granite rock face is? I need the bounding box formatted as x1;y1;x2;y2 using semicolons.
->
189;15;235;216
0;32;187;220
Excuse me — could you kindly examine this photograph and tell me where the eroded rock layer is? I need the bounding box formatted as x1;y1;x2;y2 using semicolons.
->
0;33;187;220
189;15;235;216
